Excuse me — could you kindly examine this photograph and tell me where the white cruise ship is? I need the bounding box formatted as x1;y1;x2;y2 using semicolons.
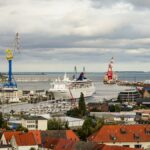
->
49;73;96;100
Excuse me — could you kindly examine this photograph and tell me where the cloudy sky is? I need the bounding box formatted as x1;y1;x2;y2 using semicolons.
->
0;0;150;72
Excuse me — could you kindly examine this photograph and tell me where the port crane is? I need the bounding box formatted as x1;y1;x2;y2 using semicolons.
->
3;33;20;88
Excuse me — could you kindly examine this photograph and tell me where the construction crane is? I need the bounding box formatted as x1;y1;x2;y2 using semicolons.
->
3;33;20;88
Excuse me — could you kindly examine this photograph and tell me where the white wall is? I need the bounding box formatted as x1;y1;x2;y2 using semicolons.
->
17;145;38;150
0;134;7;145
101;142;150;149
38;120;47;130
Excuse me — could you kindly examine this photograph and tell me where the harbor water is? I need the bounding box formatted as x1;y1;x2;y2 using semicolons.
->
1;72;150;113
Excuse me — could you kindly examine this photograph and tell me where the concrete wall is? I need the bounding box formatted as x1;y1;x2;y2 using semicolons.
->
38;120;47;130
21;119;47;130
101;142;150;149
0;134;7;145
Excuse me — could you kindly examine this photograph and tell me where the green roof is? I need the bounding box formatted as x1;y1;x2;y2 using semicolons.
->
22;116;47;120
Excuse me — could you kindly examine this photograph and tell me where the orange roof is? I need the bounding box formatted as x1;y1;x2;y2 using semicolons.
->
29;130;41;145
3;131;21;143
43;137;74;149
40;130;80;142
100;145;143;150
54;139;76;150
66;130;80;141
13;132;37;146
88;124;150;143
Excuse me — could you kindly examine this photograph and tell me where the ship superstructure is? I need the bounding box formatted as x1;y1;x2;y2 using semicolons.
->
103;57;117;84
49;72;96;100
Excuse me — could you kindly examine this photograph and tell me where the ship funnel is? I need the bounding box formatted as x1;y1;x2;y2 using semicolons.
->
83;66;85;73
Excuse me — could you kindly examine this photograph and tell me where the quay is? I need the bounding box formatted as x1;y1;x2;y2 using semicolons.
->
15;76;51;82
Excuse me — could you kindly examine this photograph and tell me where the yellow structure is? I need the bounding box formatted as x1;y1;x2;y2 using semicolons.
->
6;49;13;60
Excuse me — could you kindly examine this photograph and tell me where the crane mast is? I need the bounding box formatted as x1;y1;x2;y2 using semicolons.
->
3;33;20;88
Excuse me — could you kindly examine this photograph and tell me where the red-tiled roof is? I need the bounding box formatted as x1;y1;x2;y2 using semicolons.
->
29;130;41;145
54;139;76;150
42;137;74;149
99;145;143;150
3;131;21;143
55;141;142;150
40;130;79;143
88;124;150;143
13;132;37;146
66;130;80;141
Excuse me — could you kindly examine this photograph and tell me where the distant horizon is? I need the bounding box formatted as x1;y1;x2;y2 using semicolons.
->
1;70;149;74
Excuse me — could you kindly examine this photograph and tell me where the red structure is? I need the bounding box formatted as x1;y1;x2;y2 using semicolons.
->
106;57;114;80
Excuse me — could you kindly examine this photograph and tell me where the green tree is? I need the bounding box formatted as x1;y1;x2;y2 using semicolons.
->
47;118;69;130
115;104;121;112
16;125;28;132
10;110;15;116
66;107;81;117
109;105;115;112
78;92;86;116
30;148;36;150
0;112;4;128
76;117;104;140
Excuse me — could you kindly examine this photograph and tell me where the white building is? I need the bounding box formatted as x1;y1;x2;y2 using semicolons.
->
0;88;22;103
21;116;47;130
37;114;84;129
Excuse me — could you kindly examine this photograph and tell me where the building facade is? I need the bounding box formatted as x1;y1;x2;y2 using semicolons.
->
21;116;47;130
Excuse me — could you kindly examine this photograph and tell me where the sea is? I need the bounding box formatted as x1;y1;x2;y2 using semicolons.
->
15;71;150;99
1;71;150;113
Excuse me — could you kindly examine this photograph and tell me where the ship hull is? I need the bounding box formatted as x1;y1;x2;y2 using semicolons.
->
50;86;96;100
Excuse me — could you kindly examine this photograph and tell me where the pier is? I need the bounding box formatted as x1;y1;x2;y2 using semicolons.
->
15;77;51;82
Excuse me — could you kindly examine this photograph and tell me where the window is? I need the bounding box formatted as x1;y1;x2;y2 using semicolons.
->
134;133;140;140
27;125;35;128
134;145;142;148
145;128;150;135
27;120;35;123
123;145;129;147
120;128;127;134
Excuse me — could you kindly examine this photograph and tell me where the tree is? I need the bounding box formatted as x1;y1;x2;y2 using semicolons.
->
76;117;104;140
30;148;36;150
10;110;15;116
115;104;121;112
78;92;86;116
66;107;81;117
47;118;69;130
16;125;28;132
0;112;4;128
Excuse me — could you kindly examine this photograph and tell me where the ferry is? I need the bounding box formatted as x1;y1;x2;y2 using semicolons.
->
49;72;96;100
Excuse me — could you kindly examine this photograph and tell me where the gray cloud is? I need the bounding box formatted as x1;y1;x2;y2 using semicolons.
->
0;0;150;72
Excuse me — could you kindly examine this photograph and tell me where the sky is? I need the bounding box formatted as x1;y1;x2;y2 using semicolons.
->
0;0;150;72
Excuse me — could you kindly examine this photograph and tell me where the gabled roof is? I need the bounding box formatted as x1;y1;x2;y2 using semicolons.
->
54;142;142;150
41;130;79;144
54;138;76;150
66;130;80;141
88;124;150;143
42;137;75;149
13;132;37;146
3;131;21;143
29;130;41;145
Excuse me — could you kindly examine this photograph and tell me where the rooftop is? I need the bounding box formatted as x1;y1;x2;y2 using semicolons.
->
88;124;150;143
22;116;47;120
13;132;37;146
